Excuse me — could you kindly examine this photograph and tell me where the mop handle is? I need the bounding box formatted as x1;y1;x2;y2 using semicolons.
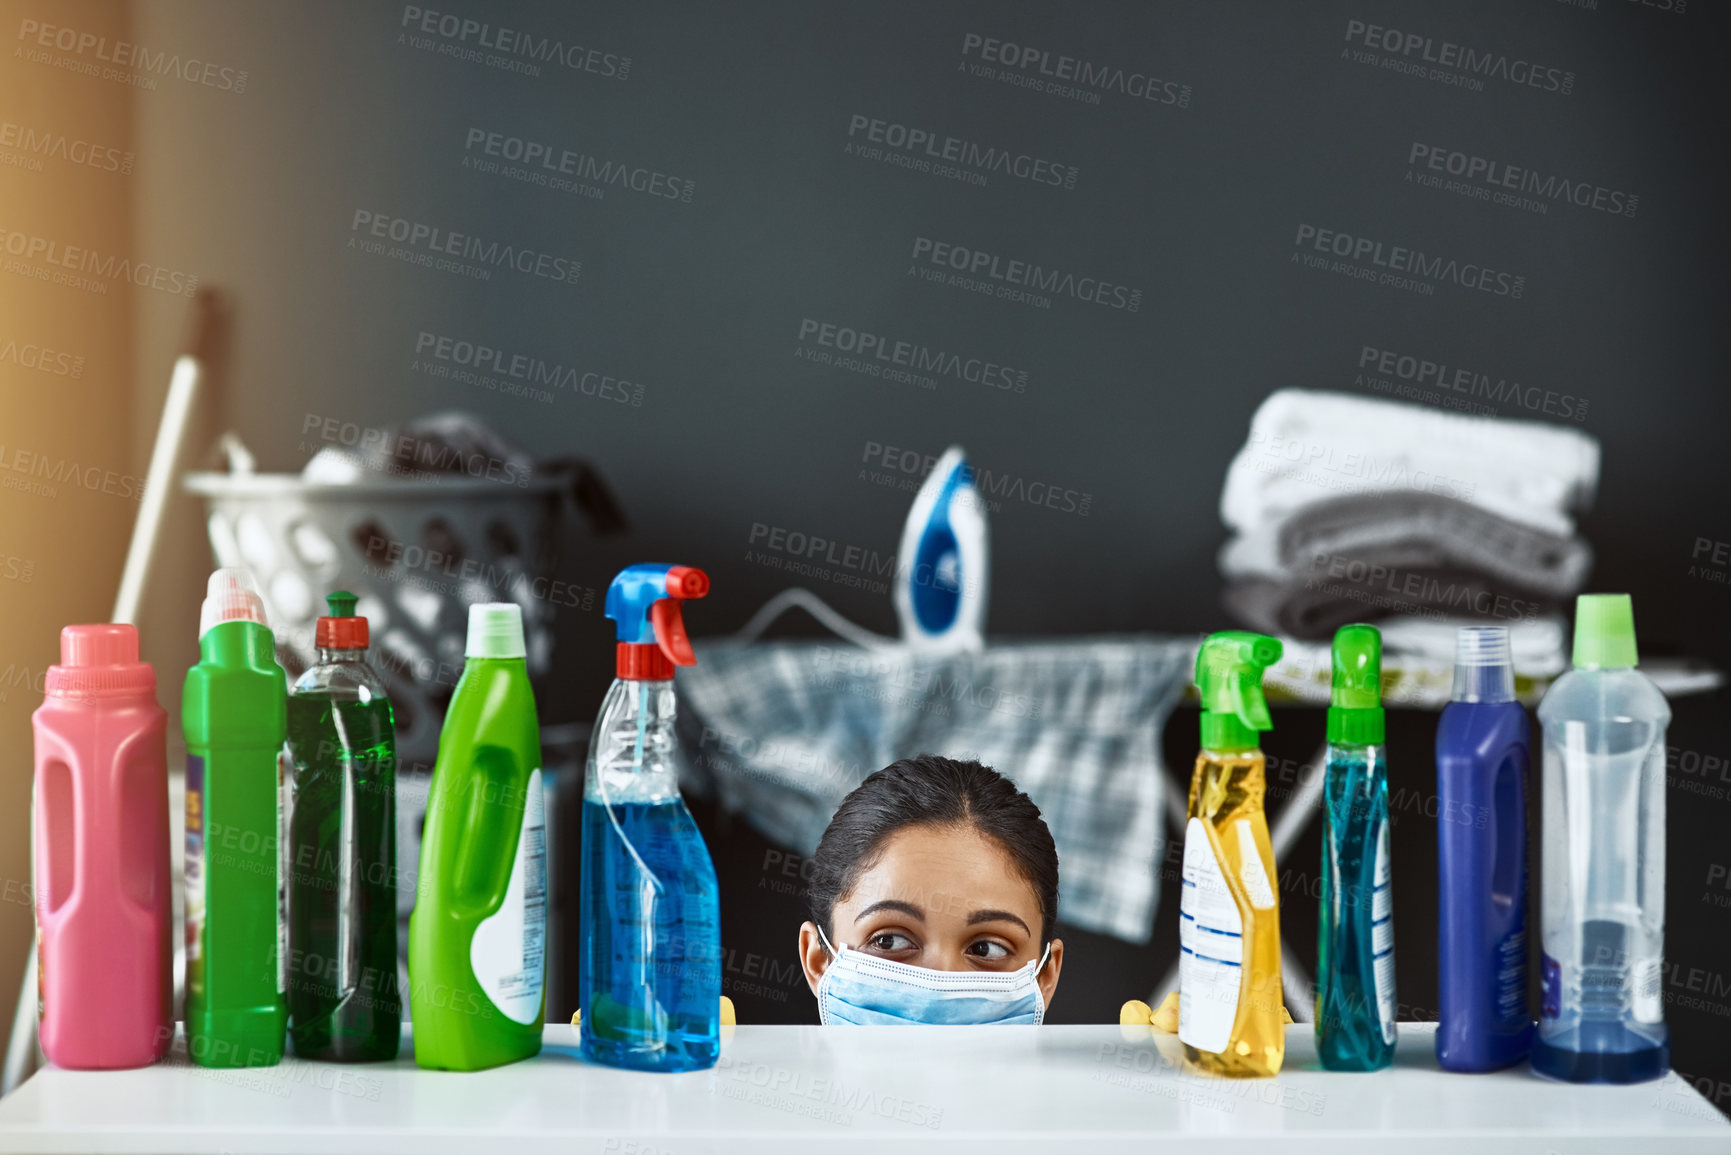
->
112;354;201;624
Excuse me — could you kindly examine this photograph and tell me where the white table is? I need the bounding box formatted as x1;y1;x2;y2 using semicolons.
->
0;1023;1725;1154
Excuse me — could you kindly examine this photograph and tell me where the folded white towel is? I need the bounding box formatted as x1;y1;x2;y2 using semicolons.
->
1377;614;1568;677
1220;389;1601;538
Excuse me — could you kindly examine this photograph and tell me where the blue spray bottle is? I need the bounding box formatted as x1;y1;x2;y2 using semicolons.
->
1316;624;1396;1070
1435;626;1533;1071
578;564;721;1072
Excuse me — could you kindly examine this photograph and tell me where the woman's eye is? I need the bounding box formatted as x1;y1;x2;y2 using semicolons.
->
965;940;1011;961
867;933;914;953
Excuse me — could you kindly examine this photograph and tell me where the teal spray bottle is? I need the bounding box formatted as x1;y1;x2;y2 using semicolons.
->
1316;623;1396;1070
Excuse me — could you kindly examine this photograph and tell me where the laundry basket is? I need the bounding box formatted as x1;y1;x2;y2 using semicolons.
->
184;468;580;915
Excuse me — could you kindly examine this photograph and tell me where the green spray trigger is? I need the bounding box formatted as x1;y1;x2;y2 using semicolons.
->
1196;631;1282;751
1327;624;1385;745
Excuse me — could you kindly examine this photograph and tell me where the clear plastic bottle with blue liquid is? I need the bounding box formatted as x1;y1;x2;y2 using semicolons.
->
1316;624;1396;1071
579;564;721;1073
1533;594;1669;1083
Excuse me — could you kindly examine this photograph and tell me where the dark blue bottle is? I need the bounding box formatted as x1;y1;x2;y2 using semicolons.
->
1435;627;1533;1071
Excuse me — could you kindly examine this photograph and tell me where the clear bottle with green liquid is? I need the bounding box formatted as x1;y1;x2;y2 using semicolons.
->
285;592;400;1061
182;568;288;1068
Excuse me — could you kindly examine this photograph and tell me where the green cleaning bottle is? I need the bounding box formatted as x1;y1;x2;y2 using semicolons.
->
285;592;400;1061
408;603;545;1070
182;567;289;1069
1181;631;1285;1077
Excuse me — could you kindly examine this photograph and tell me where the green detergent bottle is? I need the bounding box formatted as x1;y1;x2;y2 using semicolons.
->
182;567;289;1068
408;603;546;1070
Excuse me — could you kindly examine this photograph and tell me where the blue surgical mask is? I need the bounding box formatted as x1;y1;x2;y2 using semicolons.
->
815;926;1050;1026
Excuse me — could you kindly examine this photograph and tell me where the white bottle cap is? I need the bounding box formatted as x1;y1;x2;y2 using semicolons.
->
466;603;525;659
198;567;269;639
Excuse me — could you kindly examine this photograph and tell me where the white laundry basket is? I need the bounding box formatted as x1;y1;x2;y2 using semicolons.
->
184;469;575;915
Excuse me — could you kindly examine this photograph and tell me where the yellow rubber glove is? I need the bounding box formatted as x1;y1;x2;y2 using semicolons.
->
1152;991;1181;1032
1117;990;1290;1033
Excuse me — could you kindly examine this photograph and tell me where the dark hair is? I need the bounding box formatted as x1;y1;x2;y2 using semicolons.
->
807;754;1059;943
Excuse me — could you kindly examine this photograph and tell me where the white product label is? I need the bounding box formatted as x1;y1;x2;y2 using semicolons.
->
1179;817;1243;1054
470;768;546;1024
1633;957;1662;1024
1236;820;1275;910
1372;821;1396;1044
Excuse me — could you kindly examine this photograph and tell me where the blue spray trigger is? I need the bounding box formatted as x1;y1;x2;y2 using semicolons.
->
605;564;710;656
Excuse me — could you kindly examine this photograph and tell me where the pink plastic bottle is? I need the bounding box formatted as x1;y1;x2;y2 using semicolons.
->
31;624;173;1068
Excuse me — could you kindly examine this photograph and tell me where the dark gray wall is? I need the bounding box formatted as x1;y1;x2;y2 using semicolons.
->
133;0;1730;1106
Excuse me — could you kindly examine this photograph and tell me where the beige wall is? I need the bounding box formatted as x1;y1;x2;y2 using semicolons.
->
0;0;138;1049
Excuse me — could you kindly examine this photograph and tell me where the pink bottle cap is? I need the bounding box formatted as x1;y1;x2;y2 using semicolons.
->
46;623;157;698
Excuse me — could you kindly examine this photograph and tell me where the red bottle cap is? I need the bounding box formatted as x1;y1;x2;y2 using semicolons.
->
616;643;674;681
315;590;369;649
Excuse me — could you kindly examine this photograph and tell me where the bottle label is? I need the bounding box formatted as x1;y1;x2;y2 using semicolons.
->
470;768;547;1025
185;755;206;967
277;745;291;997
1179;817;1242;1054
1372;821;1396;1045
1495;928;1526;1024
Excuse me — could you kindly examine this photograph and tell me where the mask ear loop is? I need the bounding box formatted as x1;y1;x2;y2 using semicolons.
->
813;924;850;1027
1027;940;1054;1023
1032;940;1052;977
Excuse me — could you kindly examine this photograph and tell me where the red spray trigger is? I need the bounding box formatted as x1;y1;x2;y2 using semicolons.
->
649;566;708;667
650;600;695;666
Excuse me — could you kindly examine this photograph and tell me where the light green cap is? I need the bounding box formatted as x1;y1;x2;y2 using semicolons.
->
1196;631;1282;752
1572;593;1638;669
466;602;526;659
1327;623;1384;745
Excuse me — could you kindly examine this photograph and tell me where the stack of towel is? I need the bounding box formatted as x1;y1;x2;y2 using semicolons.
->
1218;389;1601;676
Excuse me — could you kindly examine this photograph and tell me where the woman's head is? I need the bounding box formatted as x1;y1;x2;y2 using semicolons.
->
797;755;1063;1009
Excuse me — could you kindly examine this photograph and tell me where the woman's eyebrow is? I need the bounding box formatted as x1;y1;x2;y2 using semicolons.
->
854;899;925;923
966;909;1032;935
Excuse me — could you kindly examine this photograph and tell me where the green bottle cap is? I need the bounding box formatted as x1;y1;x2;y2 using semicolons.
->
325;590;358;618
466;602;526;659
1327;623;1385;746
1572;593;1638;669
1196;631;1282;752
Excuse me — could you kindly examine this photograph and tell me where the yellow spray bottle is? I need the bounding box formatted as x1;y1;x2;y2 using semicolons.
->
1180;631;1284;1077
